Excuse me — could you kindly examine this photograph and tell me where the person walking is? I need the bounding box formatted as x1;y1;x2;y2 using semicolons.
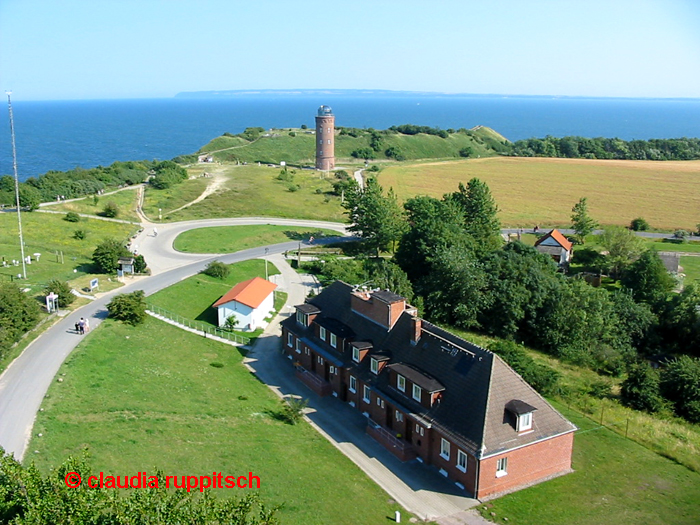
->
74;321;80;334
78;318;85;335
153;227;158;237
84;317;90;333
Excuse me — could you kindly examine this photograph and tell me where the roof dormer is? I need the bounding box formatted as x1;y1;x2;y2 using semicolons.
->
295;303;321;327
505;399;537;433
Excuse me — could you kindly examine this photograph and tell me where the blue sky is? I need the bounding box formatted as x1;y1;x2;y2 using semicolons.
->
1;0;699;100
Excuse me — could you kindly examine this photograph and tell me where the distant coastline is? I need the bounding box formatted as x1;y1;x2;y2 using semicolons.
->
174;88;700;101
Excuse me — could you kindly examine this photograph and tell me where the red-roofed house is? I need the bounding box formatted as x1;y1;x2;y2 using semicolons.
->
534;229;573;266
213;277;278;331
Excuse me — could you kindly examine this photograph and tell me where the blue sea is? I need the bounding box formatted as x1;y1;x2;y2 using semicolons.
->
2;95;700;180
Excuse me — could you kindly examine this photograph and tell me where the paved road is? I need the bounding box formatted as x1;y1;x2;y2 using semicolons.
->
0;217;348;460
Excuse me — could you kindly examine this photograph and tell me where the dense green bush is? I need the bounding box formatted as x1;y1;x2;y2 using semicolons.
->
620;362;665;413
44;279;76;307
73;229;87;240
63;211;80;222
351;148;375;160
102;201;119;218
202;261;230;279
106;290;147;325
150;160;188;190
134;254;148;273
660;355;700;423
0;283;40;359
92;238;130;273
630;217;649;231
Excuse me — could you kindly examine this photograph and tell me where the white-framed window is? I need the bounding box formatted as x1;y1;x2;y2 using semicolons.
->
395;410;403;422
349;375;356;393
305;347;310;355
295;339;301;353
317;356;324;364
318;128;322;134
412;384;422;402
287;333;293;347
352;346;360;363
330;333;337;348
496;457;508;477
397;375;405;392
319;150;323;155
518;412;533;432
457;450;468;472
370;358;378;375
327;139;331;144
319;326;326;340
319;139;323;144
440;438;450;460
363;385;370;403
415;423;424;436
296;310;307;325
327;127;331;133
329;365;335;374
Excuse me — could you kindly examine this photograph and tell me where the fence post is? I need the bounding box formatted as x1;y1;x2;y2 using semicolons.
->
625;418;629;439
600;406;605;426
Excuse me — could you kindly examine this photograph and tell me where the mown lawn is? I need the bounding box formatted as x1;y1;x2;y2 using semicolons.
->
0;211;137;295
173;225;343;253
479;405;700;525
26;317;407;525
41;187;141;223
147;259;282;344
681;256;700;284
379;157;700;230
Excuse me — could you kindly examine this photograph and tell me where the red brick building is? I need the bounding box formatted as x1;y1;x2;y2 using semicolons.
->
280;281;576;500
315;105;335;170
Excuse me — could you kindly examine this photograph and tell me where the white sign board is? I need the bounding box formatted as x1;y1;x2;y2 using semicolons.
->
90;278;99;290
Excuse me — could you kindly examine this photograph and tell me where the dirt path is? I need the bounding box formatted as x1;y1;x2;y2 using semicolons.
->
166;166;229;215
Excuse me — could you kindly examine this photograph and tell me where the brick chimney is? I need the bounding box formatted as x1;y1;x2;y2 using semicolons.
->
410;316;422;344
350;289;406;329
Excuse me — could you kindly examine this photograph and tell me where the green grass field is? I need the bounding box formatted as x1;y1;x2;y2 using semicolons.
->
142;176;209;220
479;405;700;525
380;157;700;230
173;225;343;253
26;317;407;525
681;256;700;284
147;259;281;343
0;211;137;295
198;126;507;166
41;188;141;223
156;164;346;222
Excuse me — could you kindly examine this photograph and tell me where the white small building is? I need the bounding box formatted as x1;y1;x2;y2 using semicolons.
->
534;229;573;266
213;277;278;331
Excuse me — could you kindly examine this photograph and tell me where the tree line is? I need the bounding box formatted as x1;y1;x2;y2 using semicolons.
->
0;160;188;210
336;177;700;423
510;136;700;160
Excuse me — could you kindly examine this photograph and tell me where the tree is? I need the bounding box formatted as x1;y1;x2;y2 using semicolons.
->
660;355;700;423
343;178;406;257
620;363;665;413
621;249;675;304
92;238;130;273
106;290;147;325
630;217;649;231
395;195;473;283
224;315;239;332
446;178;501;253
657;282;700;356
18;183;41;211
44;279;76;307
134;254;148;273
202;261;230;279
102;201;119;218
0;283;40;358
599;226;645;279
570;197;598;243
0;449;280;524
366;259;414;301
350;148;375;161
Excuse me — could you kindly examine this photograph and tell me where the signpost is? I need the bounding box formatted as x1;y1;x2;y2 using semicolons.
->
90;278;99;291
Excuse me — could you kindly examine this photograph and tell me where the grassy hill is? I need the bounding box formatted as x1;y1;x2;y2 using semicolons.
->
196;126;510;166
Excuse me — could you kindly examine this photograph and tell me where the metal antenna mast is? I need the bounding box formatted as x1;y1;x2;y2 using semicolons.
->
7;92;27;279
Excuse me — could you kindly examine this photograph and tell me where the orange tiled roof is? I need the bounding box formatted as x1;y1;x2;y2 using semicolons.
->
213;277;278;309
534;229;573;251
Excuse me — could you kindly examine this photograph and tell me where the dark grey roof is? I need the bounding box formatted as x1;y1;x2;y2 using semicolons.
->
387;363;445;392
315;316;354;338
371;290;406;304
351;341;373;349
283;280;576;458
296;303;321;314
505;399;538;415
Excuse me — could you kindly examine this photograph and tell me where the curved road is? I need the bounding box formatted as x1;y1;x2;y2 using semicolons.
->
0;217;349;460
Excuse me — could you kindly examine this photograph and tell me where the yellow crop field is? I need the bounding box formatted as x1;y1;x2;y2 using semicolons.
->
379;157;700;230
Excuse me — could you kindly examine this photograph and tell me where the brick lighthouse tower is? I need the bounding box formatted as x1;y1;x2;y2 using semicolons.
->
315;105;335;171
